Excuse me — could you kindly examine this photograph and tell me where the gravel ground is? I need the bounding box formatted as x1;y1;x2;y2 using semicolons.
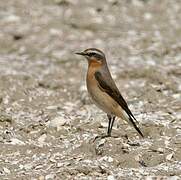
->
0;0;181;179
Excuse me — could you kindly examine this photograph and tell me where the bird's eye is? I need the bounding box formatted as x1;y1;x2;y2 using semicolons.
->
88;52;96;56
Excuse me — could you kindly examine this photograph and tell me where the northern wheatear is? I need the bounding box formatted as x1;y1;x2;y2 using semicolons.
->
76;48;144;137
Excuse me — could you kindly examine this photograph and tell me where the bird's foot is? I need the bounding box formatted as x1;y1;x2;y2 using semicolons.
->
127;140;140;146
126;138;141;146
92;134;110;142
92;133;118;142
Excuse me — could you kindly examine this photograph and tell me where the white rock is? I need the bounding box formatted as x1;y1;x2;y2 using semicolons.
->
45;174;55;180
107;156;114;163
49;28;62;36
19;164;24;169
49;117;67;130
10;138;25;145
166;153;174;161
83;159;92;164
38;175;45;180
164;137;171;148
100;156;113;163
107;175;115;180
100;122;108;128
172;93;181;99
57;162;63;167
135;155;140;161
38;134;47;146
97;138;106;147
35;165;43;170
23;163;33;170
46;106;58;110
3;167;10;174
144;13;152;20
157;148;164;153
5;15;20;22
132;0;143;7
175;112;181;120
178;84;181;91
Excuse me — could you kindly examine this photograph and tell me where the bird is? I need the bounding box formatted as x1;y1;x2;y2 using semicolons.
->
76;48;144;138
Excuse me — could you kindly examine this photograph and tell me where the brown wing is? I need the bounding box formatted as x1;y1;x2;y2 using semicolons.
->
95;71;144;137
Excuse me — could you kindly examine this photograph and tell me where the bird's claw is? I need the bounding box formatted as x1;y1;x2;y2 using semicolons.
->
92;133;119;142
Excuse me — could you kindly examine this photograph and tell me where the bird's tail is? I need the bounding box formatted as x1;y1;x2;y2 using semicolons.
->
128;116;144;137
121;110;144;138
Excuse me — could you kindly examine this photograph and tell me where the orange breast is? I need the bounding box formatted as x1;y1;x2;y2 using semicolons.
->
87;60;102;83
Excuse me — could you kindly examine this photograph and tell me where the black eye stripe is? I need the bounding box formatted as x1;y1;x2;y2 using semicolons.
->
88;52;96;56
88;52;103;59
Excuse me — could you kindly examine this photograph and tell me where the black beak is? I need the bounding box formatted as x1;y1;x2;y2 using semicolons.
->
75;52;86;56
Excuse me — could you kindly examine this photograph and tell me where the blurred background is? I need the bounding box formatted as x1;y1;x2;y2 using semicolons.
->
0;0;181;179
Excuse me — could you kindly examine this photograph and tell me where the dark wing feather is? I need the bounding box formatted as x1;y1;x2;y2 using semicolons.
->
95;71;144;137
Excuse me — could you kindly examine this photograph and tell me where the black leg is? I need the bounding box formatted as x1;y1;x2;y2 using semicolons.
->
109;116;115;135
107;115;115;136
92;115;116;142
107;115;112;136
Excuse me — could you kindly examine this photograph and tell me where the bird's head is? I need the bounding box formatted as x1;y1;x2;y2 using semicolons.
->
76;48;106;64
